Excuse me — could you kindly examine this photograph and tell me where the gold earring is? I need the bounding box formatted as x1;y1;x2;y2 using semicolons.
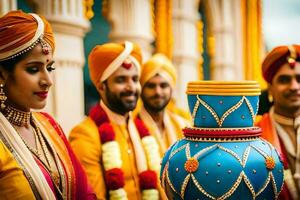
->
0;84;7;109
268;93;273;103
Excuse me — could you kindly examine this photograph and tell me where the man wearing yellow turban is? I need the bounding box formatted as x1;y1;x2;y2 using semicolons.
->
136;53;189;156
256;44;300;199
69;42;163;200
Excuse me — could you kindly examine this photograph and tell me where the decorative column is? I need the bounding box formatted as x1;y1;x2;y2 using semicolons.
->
0;0;16;16
172;0;201;109
208;0;243;80
105;0;154;60
35;0;90;134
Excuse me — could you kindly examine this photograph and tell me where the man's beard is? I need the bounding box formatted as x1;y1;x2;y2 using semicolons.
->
105;86;139;115
142;94;170;113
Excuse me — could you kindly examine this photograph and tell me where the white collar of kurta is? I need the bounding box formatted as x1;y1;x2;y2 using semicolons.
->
100;41;141;82
0;112;56;200
140;105;177;152
272;107;300;188
100;100;129;125
271;107;297;157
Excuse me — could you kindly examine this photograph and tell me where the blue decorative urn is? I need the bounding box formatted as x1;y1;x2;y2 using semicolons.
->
160;81;284;200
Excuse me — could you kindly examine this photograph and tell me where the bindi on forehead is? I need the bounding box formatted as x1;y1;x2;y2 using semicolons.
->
122;58;133;70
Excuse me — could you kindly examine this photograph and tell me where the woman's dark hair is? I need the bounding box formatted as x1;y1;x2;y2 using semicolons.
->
0;51;31;72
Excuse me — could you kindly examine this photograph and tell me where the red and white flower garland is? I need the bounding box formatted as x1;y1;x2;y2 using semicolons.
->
90;104;160;200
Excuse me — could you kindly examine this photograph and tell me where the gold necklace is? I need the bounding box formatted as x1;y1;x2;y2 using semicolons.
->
17;126;40;157
31;119;61;188
16;126;42;163
2;105;31;127
14;117;64;198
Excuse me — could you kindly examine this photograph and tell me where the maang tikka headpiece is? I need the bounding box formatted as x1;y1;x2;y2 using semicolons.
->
0;84;7;110
287;45;297;68
39;36;51;55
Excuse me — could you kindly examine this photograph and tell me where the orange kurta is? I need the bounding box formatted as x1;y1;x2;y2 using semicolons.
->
69;115;143;199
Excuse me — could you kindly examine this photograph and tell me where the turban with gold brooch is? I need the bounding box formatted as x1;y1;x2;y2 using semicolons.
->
262;44;300;83
0;10;55;61
88;41;142;86
140;53;177;87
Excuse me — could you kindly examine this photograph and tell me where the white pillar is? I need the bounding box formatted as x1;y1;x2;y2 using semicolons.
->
35;0;90;134
107;0;154;61
172;0;201;109
0;0;16;16
208;0;243;80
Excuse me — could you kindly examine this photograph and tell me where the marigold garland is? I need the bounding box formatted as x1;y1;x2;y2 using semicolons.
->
105;168;125;190
265;156;276;170
135;118;161;174
135;118;149;137
89;104;160;200
139;170;157;189
99;123;115;142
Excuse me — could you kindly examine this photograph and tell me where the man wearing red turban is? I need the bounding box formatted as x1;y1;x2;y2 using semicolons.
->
69;41;164;200
256;44;300;199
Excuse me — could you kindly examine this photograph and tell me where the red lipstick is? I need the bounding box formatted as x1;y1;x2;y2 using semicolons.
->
35;91;48;99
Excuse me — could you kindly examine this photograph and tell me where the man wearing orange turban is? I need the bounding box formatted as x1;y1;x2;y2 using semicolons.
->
0;10;95;199
135;53;189;157
256;44;300;199
69;42;164;199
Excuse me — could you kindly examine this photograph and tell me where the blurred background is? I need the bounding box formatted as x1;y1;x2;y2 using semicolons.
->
1;0;299;133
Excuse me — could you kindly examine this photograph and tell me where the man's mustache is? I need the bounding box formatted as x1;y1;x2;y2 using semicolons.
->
285;91;300;98
120;92;138;97
149;94;164;100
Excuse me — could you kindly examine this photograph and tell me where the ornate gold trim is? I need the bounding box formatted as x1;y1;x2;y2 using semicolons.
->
191;174;215;199
162;140;281;199
185;143;191;158
192;95;255;127
193;144;217;160
256;172;271;196
242;146;251;168
270;173;278;197
218;172;244;200
161;162;169;189
166;167;180;196
180;174;191;199
242;172;256;199
168;142;187;160
217;145;243;166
